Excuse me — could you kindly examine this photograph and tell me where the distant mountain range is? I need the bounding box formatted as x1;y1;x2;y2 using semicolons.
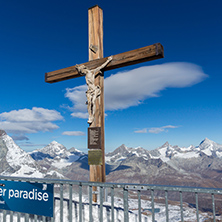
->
1;129;222;186
106;139;222;187
1;129;222;212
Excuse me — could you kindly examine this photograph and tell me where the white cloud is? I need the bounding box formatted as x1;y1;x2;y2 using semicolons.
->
62;131;85;136
162;125;179;129
65;85;87;112
0;107;63;137
0;107;63;122
148;127;165;134
135;125;180;134
71;112;88;119
134;128;147;133
105;62;207;110
64;62;208;118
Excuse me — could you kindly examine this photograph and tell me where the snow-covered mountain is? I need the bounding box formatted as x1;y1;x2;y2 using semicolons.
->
30;141;84;169
30;141;70;160
1;128;222;185
145;138;222;180
199;137;222;157
29;140;88;180
0;130;83;179
149;138;222;161
0;130;43;177
104;139;222;214
106;144;150;163
105;138;222;167
1;130;222;215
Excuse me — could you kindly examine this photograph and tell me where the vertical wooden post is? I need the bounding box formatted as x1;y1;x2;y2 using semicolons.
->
88;5;105;201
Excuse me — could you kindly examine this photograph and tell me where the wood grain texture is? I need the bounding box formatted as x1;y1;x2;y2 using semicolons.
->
88;5;103;60
88;5;105;185
45;43;164;83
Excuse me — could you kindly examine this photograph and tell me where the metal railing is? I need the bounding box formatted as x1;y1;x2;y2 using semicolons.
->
0;175;222;221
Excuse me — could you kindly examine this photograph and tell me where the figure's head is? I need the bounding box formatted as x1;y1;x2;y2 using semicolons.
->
76;64;87;74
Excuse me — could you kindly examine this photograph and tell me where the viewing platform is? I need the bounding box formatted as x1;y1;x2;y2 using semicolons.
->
0;176;222;221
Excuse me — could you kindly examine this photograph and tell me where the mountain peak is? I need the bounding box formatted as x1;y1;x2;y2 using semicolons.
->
106;144;130;158
0;130;6;137
115;144;130;154
69;147;83;154
30;141;69;160
160;141;170;148
199;138;214;146
50;141;60;145
42;141;67;151
204;137;212;142
119;144;128;150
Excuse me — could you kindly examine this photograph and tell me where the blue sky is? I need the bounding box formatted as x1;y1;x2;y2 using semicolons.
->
0;0;221;152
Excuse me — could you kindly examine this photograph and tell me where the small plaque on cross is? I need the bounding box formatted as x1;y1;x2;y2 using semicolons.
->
88;150;103;165
88;127;101;149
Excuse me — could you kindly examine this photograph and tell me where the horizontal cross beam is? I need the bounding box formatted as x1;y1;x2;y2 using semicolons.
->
45;43;164;83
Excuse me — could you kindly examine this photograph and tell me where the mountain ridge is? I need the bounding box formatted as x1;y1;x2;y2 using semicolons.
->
1;130;222;215
1;130;222;186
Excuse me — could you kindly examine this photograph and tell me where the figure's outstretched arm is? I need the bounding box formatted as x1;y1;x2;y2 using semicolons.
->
94;56;112;73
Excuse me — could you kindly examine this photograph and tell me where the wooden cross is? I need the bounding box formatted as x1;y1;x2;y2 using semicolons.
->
45;5;164;185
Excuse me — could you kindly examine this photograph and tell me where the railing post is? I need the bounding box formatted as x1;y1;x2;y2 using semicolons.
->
179;191;184;222
195;192;199;222
111;186;115;222
60;184;64;222
165;190;169;222
212;193;216;222
151;189;155;222
9;211;13;222
138;190;142;222
104;187;108;202
25;213;29;222
79;183;83;222
100;186;104;221
123;187;129;222
89;185;93;222
18;212;21;222
3;210;6;222
69;184;73;222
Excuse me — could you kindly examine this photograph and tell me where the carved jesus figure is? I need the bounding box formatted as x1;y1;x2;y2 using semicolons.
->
76;56;112;124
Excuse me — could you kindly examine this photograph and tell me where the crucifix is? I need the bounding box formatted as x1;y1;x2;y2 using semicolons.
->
45;5;164;187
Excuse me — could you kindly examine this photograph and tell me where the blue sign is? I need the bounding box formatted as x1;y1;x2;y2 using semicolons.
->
0;180;54;217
